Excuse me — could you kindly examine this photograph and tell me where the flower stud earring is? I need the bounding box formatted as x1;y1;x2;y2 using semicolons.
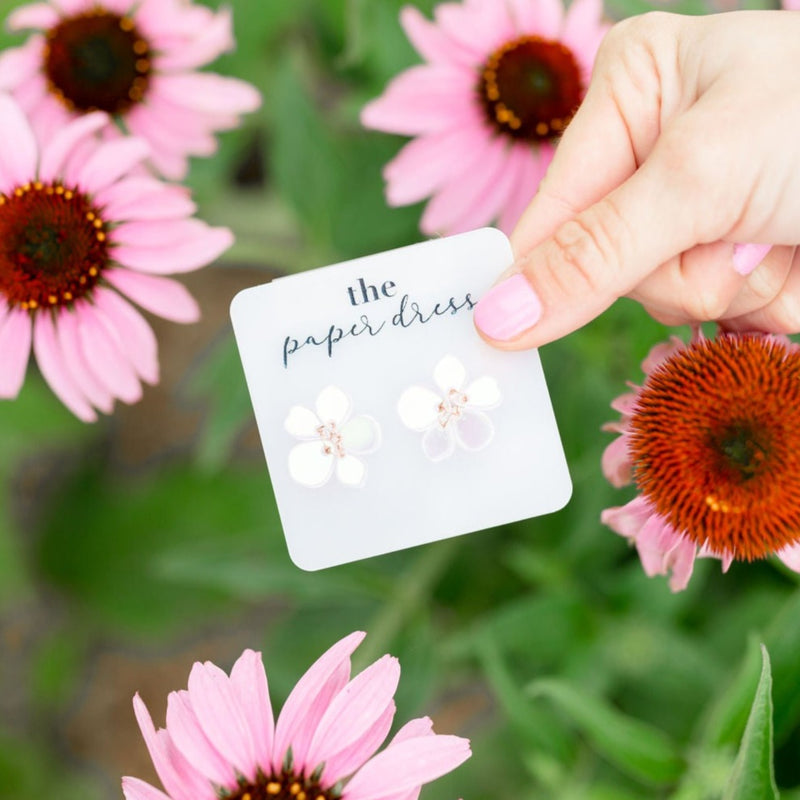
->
398;355;501;461
285;386;381;488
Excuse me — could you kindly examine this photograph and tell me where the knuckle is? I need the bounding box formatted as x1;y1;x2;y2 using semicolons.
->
682;287;729;321
764;293;800;335
551;200;629;294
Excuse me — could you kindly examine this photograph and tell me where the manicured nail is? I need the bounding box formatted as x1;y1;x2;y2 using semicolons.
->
474;273;541;341
732;243;771;276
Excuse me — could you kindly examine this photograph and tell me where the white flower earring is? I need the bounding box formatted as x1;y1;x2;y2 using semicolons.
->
398;355;501;461
285;386;381;488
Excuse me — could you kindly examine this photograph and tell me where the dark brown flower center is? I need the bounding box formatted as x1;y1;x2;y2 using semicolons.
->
225;770;336;800
629;335;800;561
44;10;151;114
478;35;583;141
0;182;109;311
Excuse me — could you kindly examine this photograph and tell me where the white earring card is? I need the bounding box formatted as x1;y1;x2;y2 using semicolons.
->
230;228;571;570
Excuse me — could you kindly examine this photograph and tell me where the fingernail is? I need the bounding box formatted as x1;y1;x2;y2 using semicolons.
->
474;273;542;341
732;243;771;276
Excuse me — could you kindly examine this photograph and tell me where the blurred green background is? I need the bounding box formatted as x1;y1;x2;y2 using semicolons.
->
0;1;797;799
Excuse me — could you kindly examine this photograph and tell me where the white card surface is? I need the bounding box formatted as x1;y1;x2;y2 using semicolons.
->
230;228;571;570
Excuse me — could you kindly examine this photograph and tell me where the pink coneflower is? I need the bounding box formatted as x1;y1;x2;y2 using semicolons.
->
123;632;471;800
0;95;232;421
0;0;261;179
361;0;608;235
601;331;800;591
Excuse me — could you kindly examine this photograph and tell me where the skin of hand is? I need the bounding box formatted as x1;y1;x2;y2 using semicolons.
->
473;10;800;349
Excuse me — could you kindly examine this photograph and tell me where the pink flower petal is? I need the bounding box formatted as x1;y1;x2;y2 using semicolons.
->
0;95;38;192
273;631;365;775
610;392;637;416
56;307;114;414
420;136;508;234
434;1;514;57
508;0;563;37
166;690;238;789
641;336;685;375
38;112;109;184
111;226;233;274
561;0;605;52
230;649;275;776
635;513;689;580
383;126;493;207
0;308;32;399
321;701;395;785
76;138;151;195
344;735;471;800
663;535;698;593
121;777;173;800
361;66;477;136
600;495;653;541
75;303;142;404
92;288;159;384
153;7;234;71
151;73;261;115
96;177;196;221
390;717;434;744
111;219;210;248
187;661;258;781
33;311;97;421
601;435;632;488
103;269;200;323
7;2;60;30
132;694;213;800
0;37;44;91
399;5;477;67
776;542;800;572
307;655;401;773
498;147;546;234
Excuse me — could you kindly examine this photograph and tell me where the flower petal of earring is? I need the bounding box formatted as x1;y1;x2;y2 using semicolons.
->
398;355;501;461
286;386;381;488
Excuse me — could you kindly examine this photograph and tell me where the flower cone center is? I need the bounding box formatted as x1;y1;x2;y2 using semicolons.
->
227;771;335;800
479;35;582;141
0;183;108;311
629;335;800;561
44;11;151;113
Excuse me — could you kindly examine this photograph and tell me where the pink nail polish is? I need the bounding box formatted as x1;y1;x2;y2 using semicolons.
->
732;243;771;276
474;273;542;341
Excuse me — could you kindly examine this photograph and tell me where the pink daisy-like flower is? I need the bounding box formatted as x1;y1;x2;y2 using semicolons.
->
123;631;471;800
0;95;232;421
0;0;261;180
601;330;800;592
361;0;609;235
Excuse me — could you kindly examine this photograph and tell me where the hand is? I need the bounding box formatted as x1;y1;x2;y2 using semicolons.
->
473;10;800;348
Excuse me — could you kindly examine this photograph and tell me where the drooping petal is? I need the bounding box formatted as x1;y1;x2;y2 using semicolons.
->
344;735;471;800
229;649;275;775
33;311;97;422
336;455;367;488
103;270;200;323
454;410;494;451
600;495;654;541
121;777;173;800
397;386;441;431
0;308;32;399
288;441;335;488
776;542;800;573
272;631;365;775
285;405;322;439
601;435;632;488
422;425;456;462
306;655;401;775
315;385;351;426
187;660;258;781
464;375;501;408
341;416;381;454
641;336;685;375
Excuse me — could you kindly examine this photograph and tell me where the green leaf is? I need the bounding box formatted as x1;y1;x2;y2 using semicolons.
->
722;644;778;800
528;678;685;785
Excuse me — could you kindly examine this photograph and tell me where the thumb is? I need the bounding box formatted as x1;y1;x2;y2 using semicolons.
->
473;119;729;348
